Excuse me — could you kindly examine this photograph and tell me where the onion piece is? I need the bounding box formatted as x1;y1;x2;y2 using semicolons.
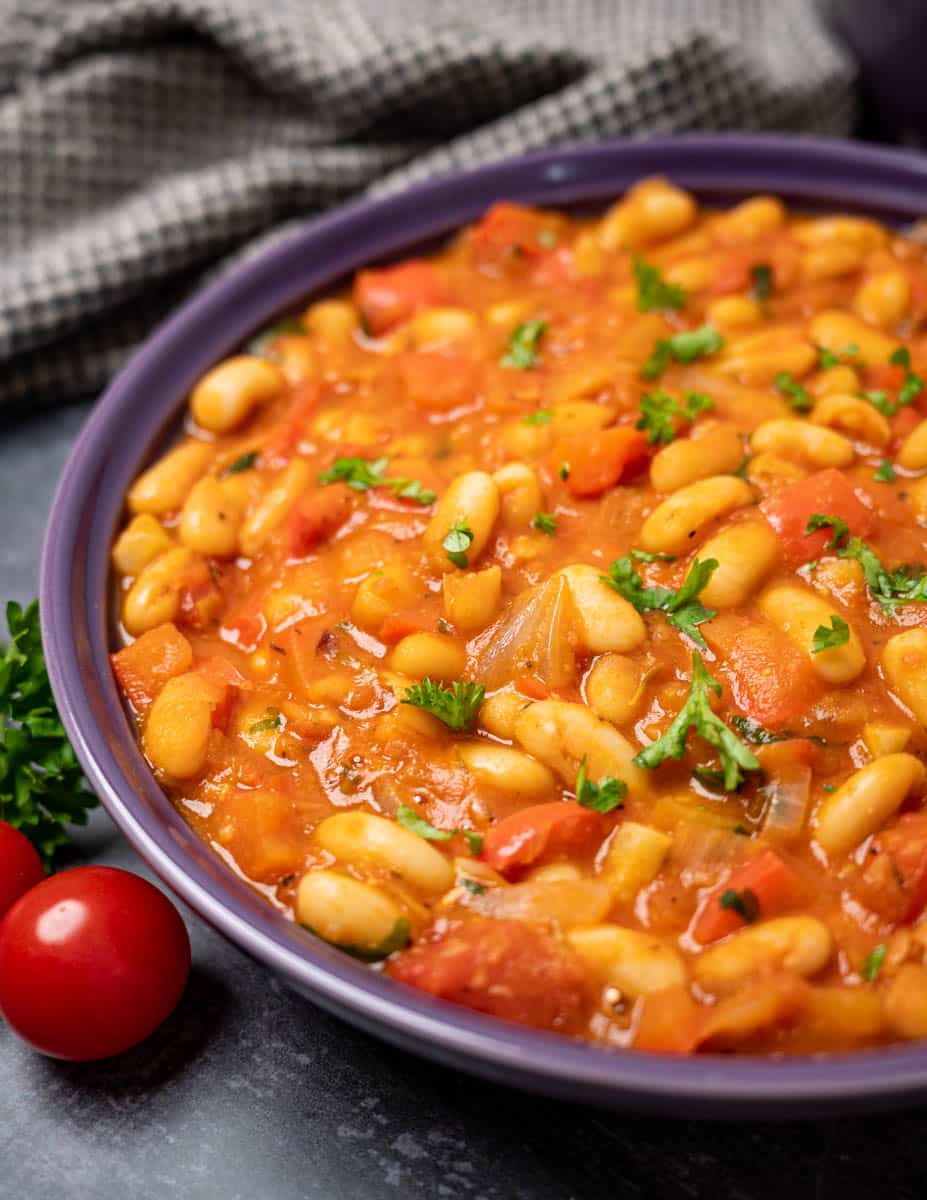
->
761;764;812;843
468;574;578;690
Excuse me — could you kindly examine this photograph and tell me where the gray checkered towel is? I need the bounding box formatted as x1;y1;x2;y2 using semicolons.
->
3;0;855;412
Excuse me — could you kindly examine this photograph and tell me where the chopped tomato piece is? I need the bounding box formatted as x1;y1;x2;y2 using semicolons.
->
386;915;588;1031
287;485;351;558
760;468;873;564
861;363;907;394
891;404;923;449
514;674;550;701
397;350;476;412
852;811;927;924
481;802;607;878
379;614;432;644
194;656;245;731
262;382;320;463
704;613;819;728
354;260;447;336
633;985;706;1054
693;849;798;944
111;624;193;713
556;427;648;497
280;616;330;696
220;606;266;654
469;203;553;266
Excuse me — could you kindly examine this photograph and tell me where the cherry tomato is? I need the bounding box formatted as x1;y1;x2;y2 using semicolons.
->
0;821;44;917
0;866;190;1061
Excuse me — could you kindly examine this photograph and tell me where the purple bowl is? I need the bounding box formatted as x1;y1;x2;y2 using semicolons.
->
40;134;927;1118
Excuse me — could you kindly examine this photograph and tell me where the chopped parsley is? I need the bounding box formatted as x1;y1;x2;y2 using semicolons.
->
812;615;850;654
633;256;686;312
861;389;896;418
817;342;859;370
401;678;484;732
224;450;259;476
874;460;896;483
632;652;760;791
460;878;488;896
531;512;558;537
774;371;812;413
318;455;435;505
537;229;558;248
719;887;761;924
891;346;924;406
629;549;676;563
641;325;725;380
635;389;714;446
501;319;546;369
249;708;282;734
442;522;474;568
730;715;828;747
522;409;552;425
396;804;483;854
750;264;774;302
602;555;719;649
861;943;887;983
558;462;570;481
804;515;927;611
575;758;627;814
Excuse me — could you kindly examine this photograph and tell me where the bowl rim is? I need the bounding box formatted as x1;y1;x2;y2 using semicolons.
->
39;132;927;1118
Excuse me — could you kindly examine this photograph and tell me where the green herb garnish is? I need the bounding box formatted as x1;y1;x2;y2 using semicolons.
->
812;615;850;654
629;549;677;563
575;758;627;814
891;346;924;406
224;450;259;476
874;460;896;483
531;512;558;537
401;678;484;732
1;601;96;866
751;264;774;302
633;257;686;312
603;555;719;649
558;462;570;481
641;325;725;380
805;515;927;611
774;371;812;413
719;887;761;924
249;708;282;734
862;943;887;983
442;522;474;568
537;230;558;248
817;343;859;370
318;456;435;505
501;319;546;369
632;652;760;791
805;512;850;551
635;389;714;446
862;389;896;417
522;409;552;425
460;878;488;896
396;804;483;854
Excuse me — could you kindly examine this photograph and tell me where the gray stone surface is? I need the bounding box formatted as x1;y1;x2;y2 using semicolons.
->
3;403;927;1200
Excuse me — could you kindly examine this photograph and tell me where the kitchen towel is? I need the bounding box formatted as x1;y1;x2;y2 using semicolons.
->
3;0;855;411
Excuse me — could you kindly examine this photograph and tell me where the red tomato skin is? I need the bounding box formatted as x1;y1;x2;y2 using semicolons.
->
704;613;819;728
761;469;873;564
481;801;606;878
0;822;44;918
386;915;588;1031
0;867;190;1061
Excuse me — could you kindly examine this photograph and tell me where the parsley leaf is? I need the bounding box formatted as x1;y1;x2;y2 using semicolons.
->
602;556;718;649
396;804;483;854
318;455;435;505
575;758;627;814
862;944;887;983
750;264;774;302
774;371;812;412
812;615;850;654
891;346;924;406
641;325;724;380
861;389;896;418
401;678;484;732
0;600;97;866
720;887;761;924
522;409;552;425
633;257;686;312
633;652;760;790
460;878;488;895
874;459;896;483
808;516;927;611
629;549;676;563
224;450;259;476
249;707;282;734
558;462;570;481
442;522;474;568
817;343;859;370
635;390;714;446
501;320;546;369
531;512;558;536
805;513;850;550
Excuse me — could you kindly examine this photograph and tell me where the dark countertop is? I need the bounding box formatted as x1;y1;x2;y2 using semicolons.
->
3;403;927;1200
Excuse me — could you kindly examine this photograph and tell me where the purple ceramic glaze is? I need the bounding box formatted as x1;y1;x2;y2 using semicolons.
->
40;135;927;1118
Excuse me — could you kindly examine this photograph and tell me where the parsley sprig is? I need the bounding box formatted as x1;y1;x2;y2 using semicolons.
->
632;652;760;791
633;257;685;312
224;450;259;476
1;601;96;866
401;678;484;732
641;325;724;380
575;758;627;813
804;515;927;612
635;389;714;445
891;347;924;407
812;615;850;654
774;372;812;412
442;522;474;568
396;804;483;855
817;343;858;370
501;320;546;369
531;512;558;536
602;556;719;649
861;943;887;983
319;456;436;505
750;264;773;302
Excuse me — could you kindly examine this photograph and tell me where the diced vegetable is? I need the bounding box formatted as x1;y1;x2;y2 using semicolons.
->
554;427;648;497
761;469;873;564
481;802;607;878
693;849;797;943
354;260;447;336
